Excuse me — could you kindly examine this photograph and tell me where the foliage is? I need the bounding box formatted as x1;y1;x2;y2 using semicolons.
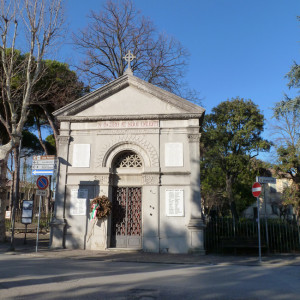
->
286;62;300;89
26;59;88;153
282;183;299;216
45;134;56;155
73;0;199;102
272;62;300;217
21;130;44;156
201;98;271;217
32;60;87;111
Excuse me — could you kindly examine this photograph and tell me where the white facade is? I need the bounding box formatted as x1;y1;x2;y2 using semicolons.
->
50;74;206;254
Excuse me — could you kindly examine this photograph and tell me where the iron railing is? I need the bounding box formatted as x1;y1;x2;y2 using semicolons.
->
5;210;52;232
205;217;300;254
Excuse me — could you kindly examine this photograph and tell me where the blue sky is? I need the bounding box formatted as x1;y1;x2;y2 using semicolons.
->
58;0;299;161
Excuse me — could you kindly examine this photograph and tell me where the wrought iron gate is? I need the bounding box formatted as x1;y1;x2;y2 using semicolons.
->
111;187;142;248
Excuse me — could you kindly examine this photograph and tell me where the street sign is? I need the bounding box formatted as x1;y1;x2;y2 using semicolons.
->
252;182;262;197
32;155;57;173
36;190;47;196
32;164;56;170
33;155;55;160
257;176;276;184
36;176;49;190
32;169;54;176
21;200;33;224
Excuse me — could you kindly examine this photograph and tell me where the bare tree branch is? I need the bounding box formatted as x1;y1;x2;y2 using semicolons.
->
72;0;194;99
0;0;64;161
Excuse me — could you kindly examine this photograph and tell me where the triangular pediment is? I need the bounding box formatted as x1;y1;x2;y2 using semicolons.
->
53;74;205;120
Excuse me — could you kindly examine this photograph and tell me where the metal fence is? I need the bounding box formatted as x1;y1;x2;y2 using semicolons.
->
5;210;52;232
205;218;300;254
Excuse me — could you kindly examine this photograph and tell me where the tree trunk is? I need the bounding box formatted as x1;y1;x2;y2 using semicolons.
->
35;115;48;155
42;107;59;153
0;157;8;242
226;174;239;221
10;146;21;250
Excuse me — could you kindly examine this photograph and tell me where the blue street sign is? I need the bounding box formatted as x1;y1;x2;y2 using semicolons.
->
32;169;54;176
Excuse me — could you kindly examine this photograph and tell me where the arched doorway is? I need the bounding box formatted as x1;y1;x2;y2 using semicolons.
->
110;151;143;248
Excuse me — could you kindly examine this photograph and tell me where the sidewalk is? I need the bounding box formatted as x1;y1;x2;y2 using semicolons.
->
1;233;300;266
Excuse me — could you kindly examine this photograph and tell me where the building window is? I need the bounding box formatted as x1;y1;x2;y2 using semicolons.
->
114;151;143;168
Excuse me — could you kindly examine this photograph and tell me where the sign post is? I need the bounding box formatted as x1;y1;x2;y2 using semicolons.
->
36;176;49;252
252;181;262;263
21;200;33;245
257;177;276;253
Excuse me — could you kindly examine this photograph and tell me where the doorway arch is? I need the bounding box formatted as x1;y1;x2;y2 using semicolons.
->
110;150;143;248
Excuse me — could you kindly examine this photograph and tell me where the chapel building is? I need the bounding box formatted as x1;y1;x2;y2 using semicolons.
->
50;69;205;254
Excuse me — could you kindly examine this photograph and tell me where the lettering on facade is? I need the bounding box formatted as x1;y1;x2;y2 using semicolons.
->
165;189;184;217
97;120;159;129
70;189;88;216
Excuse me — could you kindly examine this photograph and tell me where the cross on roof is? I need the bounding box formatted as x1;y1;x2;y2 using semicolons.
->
123;50;136;75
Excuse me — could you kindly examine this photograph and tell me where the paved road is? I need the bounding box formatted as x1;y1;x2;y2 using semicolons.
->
1;252;300;300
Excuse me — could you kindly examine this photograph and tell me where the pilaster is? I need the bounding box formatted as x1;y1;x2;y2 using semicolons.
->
187;133;205;254
50;133;70;248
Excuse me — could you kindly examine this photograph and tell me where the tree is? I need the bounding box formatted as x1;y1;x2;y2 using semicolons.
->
201;98;271;218
0;0;64;160
73;0;197;101
272;78;300;218
27;60;87;153
0;0;64;245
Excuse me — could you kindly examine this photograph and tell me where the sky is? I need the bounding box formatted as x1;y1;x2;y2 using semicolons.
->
57;0;299;161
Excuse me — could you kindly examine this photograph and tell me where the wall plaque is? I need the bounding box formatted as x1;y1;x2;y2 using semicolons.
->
165;189;184;216
73;144;90;167
70;189;88;216
165;143;183;167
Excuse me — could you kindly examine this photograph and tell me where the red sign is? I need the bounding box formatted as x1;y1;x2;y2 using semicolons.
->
36;176;49;190
252;182;262;197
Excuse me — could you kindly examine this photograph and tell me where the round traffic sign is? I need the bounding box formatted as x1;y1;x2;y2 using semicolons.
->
252;182;262;197
36;176;49;190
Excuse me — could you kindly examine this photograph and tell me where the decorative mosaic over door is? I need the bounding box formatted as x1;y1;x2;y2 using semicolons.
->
111;187;142;248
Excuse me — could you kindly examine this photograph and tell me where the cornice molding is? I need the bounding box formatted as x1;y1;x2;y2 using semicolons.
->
188;134;201;143
57;113;203;122
58;136;70;145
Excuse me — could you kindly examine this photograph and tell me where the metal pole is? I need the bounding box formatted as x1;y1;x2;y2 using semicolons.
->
264;184;269;253
36;195;42;253
257;196;262;263
24;224;27;245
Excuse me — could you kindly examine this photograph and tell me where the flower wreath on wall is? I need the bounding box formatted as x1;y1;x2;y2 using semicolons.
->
90;195;112;220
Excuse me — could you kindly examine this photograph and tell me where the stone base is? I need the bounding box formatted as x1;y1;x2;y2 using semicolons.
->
188;218;205;229
188;218;205;254
49;218;66;249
